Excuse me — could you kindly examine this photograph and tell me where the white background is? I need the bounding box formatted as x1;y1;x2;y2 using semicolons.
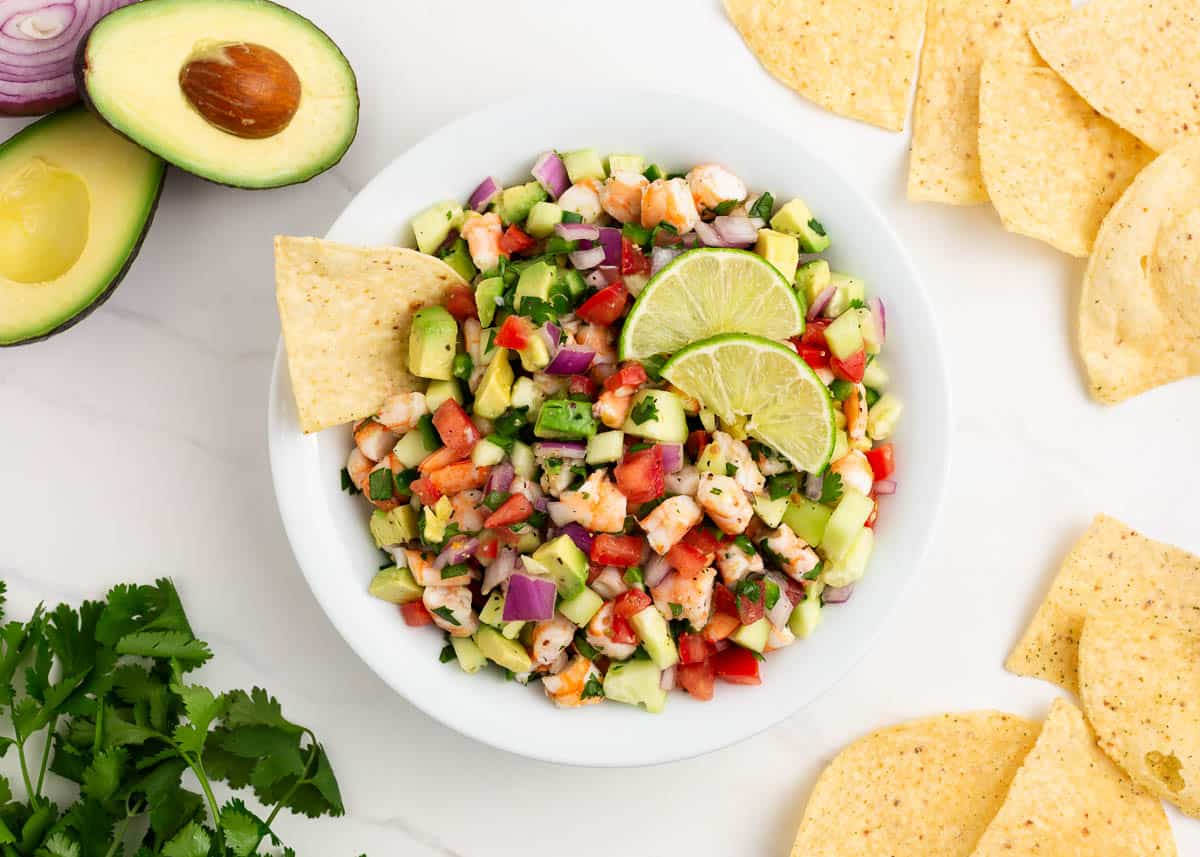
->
2;1;1198;853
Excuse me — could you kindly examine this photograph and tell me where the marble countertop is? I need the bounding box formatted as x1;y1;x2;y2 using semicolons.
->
2;1;1198;853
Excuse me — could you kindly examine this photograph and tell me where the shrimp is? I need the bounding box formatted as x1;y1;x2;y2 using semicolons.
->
829;449;874;497
586;602;639;660
575;323;616;366
377;391;428;434
639;495;703;555
590;566;628;600
687;164;747;212
542;655;603;708
353;419;397;463
715;541;764;586
766;623;796;652
640;177;700;234
463;317;484;364
844;385;868;441
665;465;700;496
510;476;544;507
540;461;574;498
765;524;821;582
422;585;478;638
709;431;765;494
460;211;503;271
558;179;603;223
696;473;753;535
428;462;491;495
599;171;648;224
650;566;716;630
558;469;627;533
594;389;633;429
346;448;374;493
530;615;576;668
405;548;440;587
450;490;486;533
756;449;789;477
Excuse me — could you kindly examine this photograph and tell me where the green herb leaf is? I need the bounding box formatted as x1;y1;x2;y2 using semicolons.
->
367;467;394;501
439;644;456;663
713;199;737;215
820;472;844;505
767;473;798;501
734;534;756;556
431;606;461;626
669;603;683;619
630;396;658;426
807;217;827;237
749;192;774;220
580;675;605;700
219;799;266;857
452;353;473;381
340;468;361;494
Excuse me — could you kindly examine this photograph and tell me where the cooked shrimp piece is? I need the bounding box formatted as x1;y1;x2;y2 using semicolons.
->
354;419;397;463
755;450;789;477
346;448;374;493
709;431;765;494
844;385;868;441
558;469;627;533
377;391;428;434
765;524;821;582
697;473;753;535
687;164;747;212
665;465;700;496
594;389;633;429
422;585;478;638
590;566;629;599
460;211;503;271
542;656;603;708
540;462;574;497
450;490;485;532
639;495;703;555
530;615;576;667
463;317;484;363
586;602;639;659
830;449;874;497
576;323;616;365
715;542;764;586
766;623;796;651
405;548;439;587
558;179;603;223
600;171;648;223
651;566;716;630
428;462;491;495
641;178;700;233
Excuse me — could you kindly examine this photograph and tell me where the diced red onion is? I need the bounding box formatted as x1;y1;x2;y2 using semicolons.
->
468;176;501;212
659;665;676;691
869;297;887;341
598;227;622;266
822;584;854;605
545;346;595;375
481;547;517;593
591;567;628;599
554;222;599;241
531;151;570;199
533;495;549;513
533;441;587;460
650;247;681;275
539;323;561;356
569;246;606;270
643;554;672;588
433;536;479;571
713;216;762;245
485;462;514;496
680;232;700;249
765;573;794;628
874;479;897;495
557;522;594;554
807;285;836;320
694;220;751;249
547;501;574;527
659;444;684;473
503;574;557;621
804;471;824;501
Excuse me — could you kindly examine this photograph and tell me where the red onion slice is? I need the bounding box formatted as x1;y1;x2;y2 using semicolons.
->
804;471;824;500
868;297;886;341
598;227;622;266
874;479;897;495
532;151;570;199
694;220;751;249
503;574;558;621
557;522;594;555
482;547;517;593
433;536;479;571
659;665;676;691
822;584;854;604
485;461;514;495
568;246;606;270
544;346;595;376
679;232;701;249
539;322;561;355
554;222;599;241
659;443;684;473
712;216;762;245
807;285;836;320
468;176;501;212
643;554;672;588
650;246;681;275
533;441;587;460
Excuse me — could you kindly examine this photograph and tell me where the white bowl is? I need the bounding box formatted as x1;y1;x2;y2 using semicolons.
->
268;90;951;767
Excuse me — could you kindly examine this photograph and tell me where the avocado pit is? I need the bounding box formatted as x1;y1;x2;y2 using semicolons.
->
179;41;301;139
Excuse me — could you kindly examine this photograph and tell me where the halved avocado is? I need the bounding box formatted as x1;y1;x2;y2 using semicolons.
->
0;107;164;347
78;0;358;189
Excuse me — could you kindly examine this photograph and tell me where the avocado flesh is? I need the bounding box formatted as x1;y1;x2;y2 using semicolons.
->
0;107;164;346
79;0;358;189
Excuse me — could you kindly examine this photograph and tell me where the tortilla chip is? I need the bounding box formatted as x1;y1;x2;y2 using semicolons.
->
1006;514;1200;693
723;0;926;132
274;236;465;433
1079;138;1200;403
1030;0;1200;154
907;0;1069;204
968;700;1176;857
791;711;1038;857
978;53;1154;257
1080;614;1200;817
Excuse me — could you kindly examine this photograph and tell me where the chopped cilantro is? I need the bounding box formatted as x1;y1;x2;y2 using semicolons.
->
669;603;683;619
519;295;559;325
340;467;361;494
802;560;824;581
713;199;737;215
544;236;579;255
751;650;766;662
767;473;798;501
636;496;667;518
494;406;529;438
560;210;584;224
736;578;762;612
486;432;514;453
417;413;439;449
623;567;644;589
709;486;723;495
807;217;827;237
431;605;461;626
630;396;659;425
622;222;653;248
764;578;781;610
574;633;598;660
865;386;882;408
483;491;510;511
820;472;844;504
734;534;756;556
439;644;456;663
749;191;774;220
725;462;739;477
441;563;469;580
581;675;606;699
394;468;418;496
368;467;395;501
641;353;669;380
527;510;548;529
628;442;654;452
847;298;867;310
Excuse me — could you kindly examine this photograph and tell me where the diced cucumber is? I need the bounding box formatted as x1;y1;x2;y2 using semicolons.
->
788;583;824;639
411;200;463;255
856;307;882;355
471;437;507;467
607;153;645;175
510;376;544;415
824;273;865;318
730;617;771;653
621;389;688;443
753;495;788;529
862;359;889;389
480;590;505;627
558;586;603;627
603;660;667;713
630;607;678;669
367;566;422;604
586;431;625;464
425;378;462;413
562;148;606;183
525;201;563;238
511;440;536;479
783;499;833;546
867;394;903;440
832;429;849;463
797;259;831;306
560;268;588;297
496;181;547;226
392;429;437;469
824;311;864;360
821;490;875;561
450;636;488;673
823;527;874;587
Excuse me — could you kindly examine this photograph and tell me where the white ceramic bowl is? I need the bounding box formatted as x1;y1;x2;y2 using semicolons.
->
268;90;951;767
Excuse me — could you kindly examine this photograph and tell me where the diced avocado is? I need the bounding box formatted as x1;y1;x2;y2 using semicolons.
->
856;307;882;355
868;394;903;441
559;268;588;297
450;636;488;673
474;625;533;673
607;153;645;175
392;429;437;469
480;590;505;627
532;535;590;598
789;583;824;639
831;429;849;463
515;260;557;312
730;617;771;653
509;376;544;417
621;389;688;443
422;496;455;544
586;431;625;464
558;586;604;626
824;272;865;317
562;148;606;183
425;378;462;413
511;440;536;480
753;495;788;529
821;490;874;561
630;607;679;669
518;333;552;372
370;506;418;547
497;181;548;225
514;530;541;555
862;359;889;389
409;306;458;380
770;198;830;253
411;200;464;255
367;565;422;604
535;399;598;440
824;310;864;360
603;660;667;713
439;237;477;282
525;201;563;239
824;527;874;587
796;259;831;306
755;229;800;283
695;439;725;475
471;436;507;467
475;277;504;327
783;499;833;546
473;348;514;419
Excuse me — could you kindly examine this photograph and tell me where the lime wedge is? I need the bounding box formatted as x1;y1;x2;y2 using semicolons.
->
618;248;804;361
662;334;835;472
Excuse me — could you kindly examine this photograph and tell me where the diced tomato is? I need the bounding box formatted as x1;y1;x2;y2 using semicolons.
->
712;646;761;685
865;443;896;481
432;399;481;454
444;284;477;321
483;494;533;528
614;590;653;623
830;349;867;384
620;236;651;275
682;527;722;557
701;612;740;643
418;445;466;475
476;536;498;561
591;534;644;568
497;223;535;256
735;580;765;626
614;446;664;505
712;584;738;618
400;601;433;627
678;632;709;666
610;613;637;645
495;314;532;350
409;477;442;506
603;362;648;393
792;319;832;369
666;542;712;578
576;282;628;326
794;343;830;370
676;660;716;701
568;374;596;396
429;462;491;494
799;318;831;348
686;430;708;459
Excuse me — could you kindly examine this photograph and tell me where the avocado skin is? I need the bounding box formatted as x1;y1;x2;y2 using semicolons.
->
72;0;360;190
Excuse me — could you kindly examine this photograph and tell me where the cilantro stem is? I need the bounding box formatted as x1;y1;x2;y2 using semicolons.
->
34;715;55;797
184;754;222;828
16;742;33;800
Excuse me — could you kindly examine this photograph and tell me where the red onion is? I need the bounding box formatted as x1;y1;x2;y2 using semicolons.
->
485;461;515;495
539;322;561;354
643;554;672;588
822;584;854;604
694;220;751;249
503;574;557;621
804;471;824;501
659;444;684;473
468;176;501;212
597;227;622;266
650;247;681;275
544;345;595;375
433;536;479;571
713;216;763;245
546;501;574;527
659;665;676;691
534;441;587;460
482;547;518;593
585;265;621;289
554;222;599;241
591;567;628;599
807;285;836;320
680;232;701;249
868;297;887;341
531;151;570;199
874;479;897;495
557;522;594;555
569;246;606;270
533;494;548;513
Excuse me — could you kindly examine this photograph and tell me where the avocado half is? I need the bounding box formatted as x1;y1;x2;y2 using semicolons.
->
77;0;359;189
0;107;165;347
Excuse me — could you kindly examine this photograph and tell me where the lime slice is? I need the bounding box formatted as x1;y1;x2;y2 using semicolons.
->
618;248;805;361
662;333;835;472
